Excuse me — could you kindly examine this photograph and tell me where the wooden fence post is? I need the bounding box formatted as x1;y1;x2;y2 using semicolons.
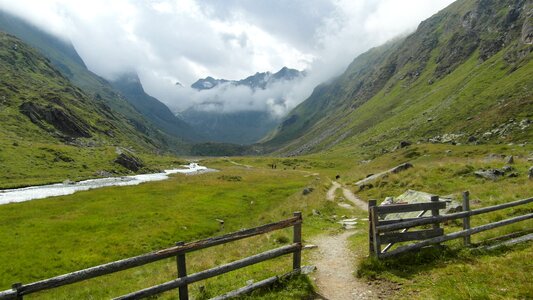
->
175;242;188;300
12;283;22;300
431;196;441;246
370;202;381;257
292;212;302;270
462;191;471;246
368;200;377;256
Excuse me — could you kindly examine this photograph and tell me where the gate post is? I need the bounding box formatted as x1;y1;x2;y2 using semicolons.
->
462;191;471;246
293;212;302;270
368;200;377;256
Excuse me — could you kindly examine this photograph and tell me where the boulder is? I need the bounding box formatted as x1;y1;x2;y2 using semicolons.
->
474;169;504;180
505;155;514;164
502;165;514;173
303;187;314;195
399;141;412;148
114;153;144;171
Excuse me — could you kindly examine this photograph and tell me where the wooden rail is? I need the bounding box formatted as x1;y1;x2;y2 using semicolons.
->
0;213;304;300
369;193;533;258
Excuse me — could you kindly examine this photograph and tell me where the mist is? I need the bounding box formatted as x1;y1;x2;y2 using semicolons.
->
0;0;455;116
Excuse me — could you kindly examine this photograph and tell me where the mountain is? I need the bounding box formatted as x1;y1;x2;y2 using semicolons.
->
110;73;200;142
0;32;176;187
191;67;304;91
179;110;278;144
263;0;533;156
184;67;304;144
0;10;191;152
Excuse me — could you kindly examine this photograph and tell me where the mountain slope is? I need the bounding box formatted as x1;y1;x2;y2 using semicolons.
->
264;0;533;156
111;73;201;142
0;10;190;152
184;67;304;144
0;32;174;187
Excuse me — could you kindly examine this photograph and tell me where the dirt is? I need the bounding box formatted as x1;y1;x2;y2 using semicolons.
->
309;231;375;299
327;181;368;211
308;181;397;299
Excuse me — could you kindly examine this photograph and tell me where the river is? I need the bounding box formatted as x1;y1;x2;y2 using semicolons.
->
0;163;216;205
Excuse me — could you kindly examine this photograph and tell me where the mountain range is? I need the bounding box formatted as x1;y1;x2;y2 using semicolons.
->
191;67;304;91
182;67;305;144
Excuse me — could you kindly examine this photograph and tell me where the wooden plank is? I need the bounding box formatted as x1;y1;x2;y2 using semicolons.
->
379;213;533;258
113;243;301;300
368;200;377;255
7;216;300;296
292;212;302;270
370;206;381;256
210;268;303;300
382;210;427;253
376;201;446;214
0;289;17;300
380;228;444;244
462;191;471;246
378;217;425;225
377;197;533;233
175;242;188;300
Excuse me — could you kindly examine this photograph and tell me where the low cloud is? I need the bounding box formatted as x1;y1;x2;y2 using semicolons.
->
0;0;454;116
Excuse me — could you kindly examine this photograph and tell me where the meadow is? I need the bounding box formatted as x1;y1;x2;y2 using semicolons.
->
0;142;532;299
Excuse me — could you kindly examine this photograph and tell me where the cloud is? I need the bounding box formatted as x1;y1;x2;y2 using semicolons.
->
0;0;455;115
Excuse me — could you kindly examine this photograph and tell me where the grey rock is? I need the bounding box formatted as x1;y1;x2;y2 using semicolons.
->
505;155;514;164
303;187;314;195
475;169;504;180
114;153;144;171
507;172;519;178
502;165;514;172
399;141;412;148
312;209;321;216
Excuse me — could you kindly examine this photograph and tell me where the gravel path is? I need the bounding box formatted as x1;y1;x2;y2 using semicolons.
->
310;231;375;299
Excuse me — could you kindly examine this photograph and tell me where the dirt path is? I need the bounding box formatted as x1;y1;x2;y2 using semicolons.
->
227;160;252;168
310;231;374;299
327;181;368;211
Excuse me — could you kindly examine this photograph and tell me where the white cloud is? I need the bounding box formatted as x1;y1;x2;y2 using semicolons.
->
0;0;455;115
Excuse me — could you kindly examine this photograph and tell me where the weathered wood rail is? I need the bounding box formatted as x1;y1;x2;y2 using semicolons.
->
0;212;304;300
369;193;533;258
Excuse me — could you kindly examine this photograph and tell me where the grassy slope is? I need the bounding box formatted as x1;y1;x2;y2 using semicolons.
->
0;10;189;153
0;32;179;188
264;0;532;156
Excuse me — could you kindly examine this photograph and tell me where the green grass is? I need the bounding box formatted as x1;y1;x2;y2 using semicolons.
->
0;162;354;299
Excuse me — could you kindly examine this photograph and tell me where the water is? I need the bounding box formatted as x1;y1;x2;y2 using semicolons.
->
0;163;216;205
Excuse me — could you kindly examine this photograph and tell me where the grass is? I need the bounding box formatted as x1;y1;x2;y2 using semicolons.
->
0;161;353;299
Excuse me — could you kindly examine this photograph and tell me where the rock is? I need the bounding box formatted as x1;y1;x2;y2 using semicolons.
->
474;169;505;180
399;141;412;148
505;155;514;164
502;165;514;172
95;170;113;177
246;279;254;285
358;183;373;191
303;187;314;195
529;166;533;179
445;150;452;154
391;162;413;173
114;152;144;171
19;102;92;138
382;197;394;205
365;173;374;178
507;172;519;178
467;136;477;143
312;209;321;216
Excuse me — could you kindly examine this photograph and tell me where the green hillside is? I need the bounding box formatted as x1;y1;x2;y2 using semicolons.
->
0;32;180;188
0;10;190;153
264;0;533;156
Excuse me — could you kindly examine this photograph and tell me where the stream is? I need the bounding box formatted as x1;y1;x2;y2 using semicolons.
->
0;163;216;205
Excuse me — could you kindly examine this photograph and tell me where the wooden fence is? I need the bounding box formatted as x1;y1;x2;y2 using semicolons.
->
0;212;303;300
368;192;533;258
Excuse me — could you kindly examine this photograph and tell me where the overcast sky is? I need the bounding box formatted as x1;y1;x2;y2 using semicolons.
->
0;0;455;115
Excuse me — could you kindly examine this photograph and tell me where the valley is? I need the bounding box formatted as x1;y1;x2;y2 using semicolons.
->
0;0;532;299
